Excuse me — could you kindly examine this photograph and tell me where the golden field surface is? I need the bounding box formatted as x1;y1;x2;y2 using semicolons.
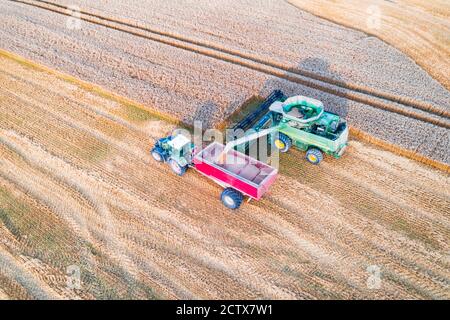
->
289;0;450;90
2;0;449;166
0;53;449;299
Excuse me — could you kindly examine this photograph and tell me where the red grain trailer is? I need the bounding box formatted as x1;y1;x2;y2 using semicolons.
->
192;142;278;209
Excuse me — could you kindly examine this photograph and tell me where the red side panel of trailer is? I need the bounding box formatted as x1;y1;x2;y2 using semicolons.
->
194;158;260;198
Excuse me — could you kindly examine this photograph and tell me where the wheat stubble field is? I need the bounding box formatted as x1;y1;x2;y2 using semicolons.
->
0;53;449;299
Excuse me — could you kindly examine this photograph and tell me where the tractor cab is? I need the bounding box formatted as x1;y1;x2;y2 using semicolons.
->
167;134;194;166
151;133;195;176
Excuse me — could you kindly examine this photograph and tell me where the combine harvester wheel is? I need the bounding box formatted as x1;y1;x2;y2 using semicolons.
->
273;133;292;153
306;148;324;165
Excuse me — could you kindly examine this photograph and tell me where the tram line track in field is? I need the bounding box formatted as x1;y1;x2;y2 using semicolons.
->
7;0;450;130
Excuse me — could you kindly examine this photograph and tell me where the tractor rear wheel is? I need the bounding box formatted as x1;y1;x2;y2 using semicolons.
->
151;147;165;163
169;159;187;176
221;188;243;210
306;148;323;165
273;133;292;153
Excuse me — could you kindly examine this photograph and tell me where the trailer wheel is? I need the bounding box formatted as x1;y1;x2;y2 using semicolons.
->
221;188;243;210
306;148;323;165
151;147;165;163
273;133;291;153
169;159;187;176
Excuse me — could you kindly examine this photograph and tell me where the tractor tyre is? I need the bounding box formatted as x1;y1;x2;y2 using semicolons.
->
169;159;187;176
306;148;324;165
151;147;165;163
273;133;292;153
220;188;243;210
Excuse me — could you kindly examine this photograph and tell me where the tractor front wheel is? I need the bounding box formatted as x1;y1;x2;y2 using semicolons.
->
169;159;187;176
273;133;292;153
306;148;324;165
151;147;165;163
221;188;243;210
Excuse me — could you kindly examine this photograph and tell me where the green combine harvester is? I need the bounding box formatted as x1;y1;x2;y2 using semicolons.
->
229;90;349;164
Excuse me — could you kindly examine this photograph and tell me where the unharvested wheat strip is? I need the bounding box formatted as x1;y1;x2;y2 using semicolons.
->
19;0;450;118
6;0;450;128
3;2;450;161
1;33;448;165
288;0;450;90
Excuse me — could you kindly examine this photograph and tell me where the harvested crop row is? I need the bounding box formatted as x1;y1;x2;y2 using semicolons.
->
0;54;449;299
